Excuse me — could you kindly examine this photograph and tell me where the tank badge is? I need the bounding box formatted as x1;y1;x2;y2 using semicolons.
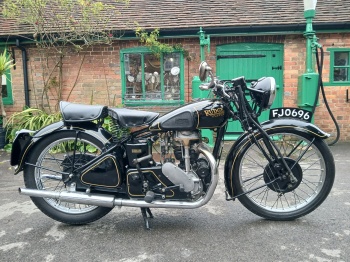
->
132;149;142;154
204;108;224;117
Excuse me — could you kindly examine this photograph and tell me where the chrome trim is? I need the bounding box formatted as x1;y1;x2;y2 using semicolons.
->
19;188;115;208
268;77;276;107
19;144;219;209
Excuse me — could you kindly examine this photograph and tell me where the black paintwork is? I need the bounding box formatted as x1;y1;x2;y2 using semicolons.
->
61;154;122;189
149;100;229;132
126;166;189;200
11;121;64;173
261;118;329;138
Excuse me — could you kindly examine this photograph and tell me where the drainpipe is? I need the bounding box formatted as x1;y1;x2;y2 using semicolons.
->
16;39;30;108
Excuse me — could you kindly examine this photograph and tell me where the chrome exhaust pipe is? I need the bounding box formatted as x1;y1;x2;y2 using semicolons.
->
19;144;218;209
19;188;116;208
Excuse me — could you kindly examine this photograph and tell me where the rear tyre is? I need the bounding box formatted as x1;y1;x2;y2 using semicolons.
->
231;129;335;220
24;131;113;225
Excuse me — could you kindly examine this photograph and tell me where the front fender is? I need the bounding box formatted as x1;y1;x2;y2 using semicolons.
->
223;118;329;197
261;118;329;139
11;121;112;174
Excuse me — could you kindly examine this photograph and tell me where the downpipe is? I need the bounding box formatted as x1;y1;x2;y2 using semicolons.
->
19;144;219;209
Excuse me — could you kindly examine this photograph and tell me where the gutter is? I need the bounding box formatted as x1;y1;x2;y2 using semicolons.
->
1;22;349;42
15;39;30;107
114;22;350;39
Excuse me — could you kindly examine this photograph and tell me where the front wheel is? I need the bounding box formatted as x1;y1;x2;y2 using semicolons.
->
230;129;335;220
24;131;113;225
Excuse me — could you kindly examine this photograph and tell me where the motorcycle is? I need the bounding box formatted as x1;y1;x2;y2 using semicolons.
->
11;62;335;229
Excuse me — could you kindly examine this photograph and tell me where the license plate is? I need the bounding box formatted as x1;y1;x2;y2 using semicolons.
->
269;108;312;122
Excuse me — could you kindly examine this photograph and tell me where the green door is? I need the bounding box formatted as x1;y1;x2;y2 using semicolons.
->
216;43;284;139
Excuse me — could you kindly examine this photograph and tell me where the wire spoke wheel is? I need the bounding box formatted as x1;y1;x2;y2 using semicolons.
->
232;129;335;220
35;137;101;214
24;131;113;224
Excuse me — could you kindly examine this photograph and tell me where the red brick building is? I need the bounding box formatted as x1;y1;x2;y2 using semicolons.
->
1;1;350;140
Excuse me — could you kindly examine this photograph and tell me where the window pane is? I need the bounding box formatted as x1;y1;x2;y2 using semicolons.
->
144;54;161;99
333;68;348;82
334;52;348;66
163;53;180;101
124;53;141;100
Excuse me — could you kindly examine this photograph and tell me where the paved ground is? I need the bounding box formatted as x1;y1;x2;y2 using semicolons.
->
0;142;349;262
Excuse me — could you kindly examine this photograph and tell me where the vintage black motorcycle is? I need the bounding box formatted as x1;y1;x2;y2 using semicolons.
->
11;62;335;229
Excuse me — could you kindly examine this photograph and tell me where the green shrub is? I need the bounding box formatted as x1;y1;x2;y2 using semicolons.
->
5;108;129;152
5;108;62;152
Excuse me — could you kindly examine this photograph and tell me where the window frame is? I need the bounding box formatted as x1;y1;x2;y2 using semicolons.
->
0;47;14;105
327;48;350;86
120;47;184;106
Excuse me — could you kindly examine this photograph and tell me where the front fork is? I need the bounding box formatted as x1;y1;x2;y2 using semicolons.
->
214;121;297;184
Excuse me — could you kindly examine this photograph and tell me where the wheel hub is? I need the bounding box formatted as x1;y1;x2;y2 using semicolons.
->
263;158;303;193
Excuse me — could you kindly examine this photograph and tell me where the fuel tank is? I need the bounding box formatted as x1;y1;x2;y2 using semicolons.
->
149;100;228;132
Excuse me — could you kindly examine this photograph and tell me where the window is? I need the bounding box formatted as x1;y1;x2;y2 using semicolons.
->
0;48;13;105
121;47;184;106
328;48;350;85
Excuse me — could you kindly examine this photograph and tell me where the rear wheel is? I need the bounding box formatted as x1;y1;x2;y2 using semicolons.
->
24;131;113;224
231;129;335;220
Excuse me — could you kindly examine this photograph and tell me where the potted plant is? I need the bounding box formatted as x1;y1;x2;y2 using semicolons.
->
0;49;14;148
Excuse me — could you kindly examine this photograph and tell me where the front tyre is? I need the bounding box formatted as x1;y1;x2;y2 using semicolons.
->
231;129;335;220
24;131;113;225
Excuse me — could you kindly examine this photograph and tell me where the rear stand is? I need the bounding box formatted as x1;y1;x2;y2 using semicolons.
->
140;208;154;230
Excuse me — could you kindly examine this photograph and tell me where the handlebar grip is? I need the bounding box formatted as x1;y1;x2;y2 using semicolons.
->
208;82;216;89
217;84;230;99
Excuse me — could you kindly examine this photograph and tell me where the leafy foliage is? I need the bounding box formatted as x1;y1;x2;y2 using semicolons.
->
2;0;129;51
2;0;129;112
0;49;14;76
135;27;189;59
6;108;62;147
102;116;129;139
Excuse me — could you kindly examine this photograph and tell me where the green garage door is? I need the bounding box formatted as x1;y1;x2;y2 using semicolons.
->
216;43;284;139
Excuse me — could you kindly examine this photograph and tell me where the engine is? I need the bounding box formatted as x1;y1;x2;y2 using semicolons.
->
124;130;212;201
161;131;211;195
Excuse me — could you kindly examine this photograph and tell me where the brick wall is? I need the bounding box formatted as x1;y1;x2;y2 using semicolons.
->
312;33;350;141
6;33;350;141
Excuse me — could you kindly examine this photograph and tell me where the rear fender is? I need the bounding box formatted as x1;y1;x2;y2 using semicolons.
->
223;118;329;197
11;121;112;174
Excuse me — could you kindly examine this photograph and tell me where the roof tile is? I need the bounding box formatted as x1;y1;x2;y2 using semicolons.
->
0;0;349;37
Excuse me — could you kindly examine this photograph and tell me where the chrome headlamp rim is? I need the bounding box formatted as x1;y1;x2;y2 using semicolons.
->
267;77;276;108
249;77;277;110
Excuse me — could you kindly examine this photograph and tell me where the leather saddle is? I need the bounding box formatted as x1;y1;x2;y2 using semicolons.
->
59;101;159;127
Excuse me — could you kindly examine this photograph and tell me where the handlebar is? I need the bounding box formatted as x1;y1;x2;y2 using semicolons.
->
216;83;231;99
199;66;247;100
